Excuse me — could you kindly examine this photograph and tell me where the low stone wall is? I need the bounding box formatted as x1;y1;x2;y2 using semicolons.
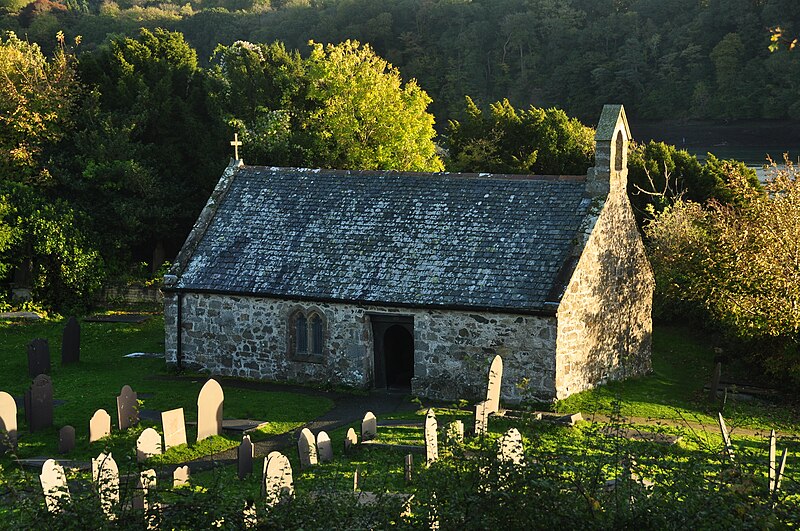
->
103;285;163;306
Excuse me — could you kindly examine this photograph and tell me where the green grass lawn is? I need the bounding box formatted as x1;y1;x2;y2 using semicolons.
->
0;315;332;466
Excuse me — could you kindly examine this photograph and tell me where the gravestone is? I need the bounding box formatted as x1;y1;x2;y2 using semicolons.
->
445;420;464;445
173;465;190;488
769;429;776;493
261;451;282;497
136;428;163;462
474;400;489;437
238;435;254;479
92;452;119;520
0;391;18;452
717;412;735;461
264;452;294;507
405;454;413;484
116;385;138;430
25;374;53;432
297;427;318;469
361;411;377;441
316;431;333;462
89;409;112;443
58;425;75;454
61;316;80;365
40;458;70;513
498;427;524;465
344;427;358;453
424;409;438;465
133;468;157;511
162;408;187;450
197;379;224;442
27;338;51;378
485;355;503;414
353;465;361;492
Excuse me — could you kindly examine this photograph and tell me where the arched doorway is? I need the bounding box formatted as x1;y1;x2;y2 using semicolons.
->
383;325;414;389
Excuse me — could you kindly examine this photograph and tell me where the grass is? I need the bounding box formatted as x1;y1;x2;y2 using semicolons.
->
0;315;333;467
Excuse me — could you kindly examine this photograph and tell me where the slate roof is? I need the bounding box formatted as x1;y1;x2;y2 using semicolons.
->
174;166;594;313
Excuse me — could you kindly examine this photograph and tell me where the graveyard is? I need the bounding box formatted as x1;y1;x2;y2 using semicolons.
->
1;314;800;527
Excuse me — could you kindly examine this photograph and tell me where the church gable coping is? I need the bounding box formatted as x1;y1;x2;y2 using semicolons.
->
173;167;593;313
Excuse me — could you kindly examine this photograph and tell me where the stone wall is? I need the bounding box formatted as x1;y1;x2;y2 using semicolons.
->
164;293;557;402
555;181;654;399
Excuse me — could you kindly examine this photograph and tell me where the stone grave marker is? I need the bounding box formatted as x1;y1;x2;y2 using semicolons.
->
498;427;524;465
61;316;80;365
116;384;138;430
27;338;51;378
344;427;358;453
89;409;112;443
0;391;18;452
316;431;333;462
173;465;190;488
137;428;162;462
769;429;777;493
297;427;318;469
92;452;119;520
238;435;254;479
353;465;361;492
474;400;489;437
424;409;438;466
717;412;735;461
25;374;53;432
162;408;187;450
132;468;157;511
196;378;224;443
58;425;75;454
40;458;70;513
485;355;503;414
261;451;282;497
445;420;464;445
264;452;294;507
362;411;377;441
405;454;413;484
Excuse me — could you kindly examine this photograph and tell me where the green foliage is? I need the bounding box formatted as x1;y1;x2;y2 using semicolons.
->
446;96;594;175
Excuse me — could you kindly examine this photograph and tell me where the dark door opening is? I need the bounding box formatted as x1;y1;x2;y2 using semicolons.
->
370;314;414;390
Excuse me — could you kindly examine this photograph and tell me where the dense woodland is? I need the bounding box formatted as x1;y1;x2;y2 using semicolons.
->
2;0;800;123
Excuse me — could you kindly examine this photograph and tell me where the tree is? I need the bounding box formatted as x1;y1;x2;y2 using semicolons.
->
446;96;594;175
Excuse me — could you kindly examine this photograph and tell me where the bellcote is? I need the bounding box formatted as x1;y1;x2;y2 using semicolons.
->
587;104;631;197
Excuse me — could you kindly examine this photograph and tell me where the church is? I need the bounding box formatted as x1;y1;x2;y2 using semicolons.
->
163;104;653;403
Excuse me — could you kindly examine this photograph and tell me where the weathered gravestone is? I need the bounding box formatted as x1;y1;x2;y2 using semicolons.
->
445;420;464;445
61;316;80;365
92;452;119;520
238;435;254;479
89;409;112;443
58;425;75;454
264;452;294;507
424;409;438;465
0;391;18;452
173;465;190;488
137;428;163;462
40;458;70;513
344;427;358;453
25;374;53;432
485;355;503;414
197;379;224;442
353;465;361;492
27;338;51;378
162;408;187;450
297;428;318;469
405;454;413;484
362;411;377;441
132;468;157;512
116;385;138;430
474;400;489;437
316;431;333;462
498;427;524;465
261;451;281;497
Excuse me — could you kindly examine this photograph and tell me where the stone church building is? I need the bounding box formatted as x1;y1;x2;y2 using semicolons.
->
163;105;653;403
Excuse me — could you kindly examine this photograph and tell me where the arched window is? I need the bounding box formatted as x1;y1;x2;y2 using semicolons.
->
289;308;325;362
295;313;308;353
615;130;624;171
310;313;323;356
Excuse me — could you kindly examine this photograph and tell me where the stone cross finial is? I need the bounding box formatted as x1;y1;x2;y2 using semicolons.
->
230;133;242;160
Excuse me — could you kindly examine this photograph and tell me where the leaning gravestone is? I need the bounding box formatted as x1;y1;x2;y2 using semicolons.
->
238;435;254;479
316;431;333;462
424;409;438;465
485;355;503;414
498;427;524;465
136;428;162;462
116;385;138;430
264;452;294;507
197;379;224;442
89;409;112;443
27;338;51;378
0;391;18;452
25;374;53;432
362;411;377;441
40;458;70;514
92;452;119;521
297;428;318;469
344;427;358;453
173;465;190;488
58;425;75;454
61;316;80;365
162;408;187;450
